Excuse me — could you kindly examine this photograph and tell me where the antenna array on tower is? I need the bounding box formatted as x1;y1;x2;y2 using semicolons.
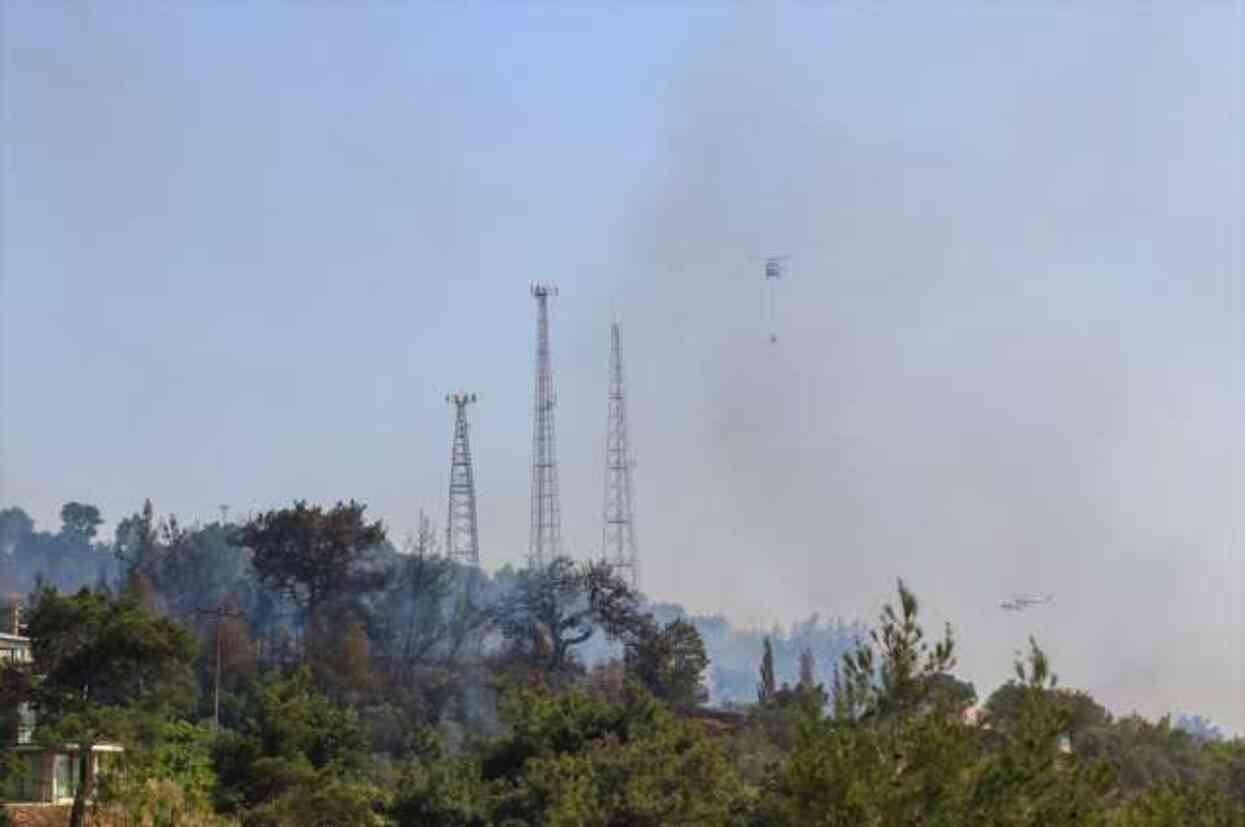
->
601;322;639;589
528;284;561;569
445;392;480;569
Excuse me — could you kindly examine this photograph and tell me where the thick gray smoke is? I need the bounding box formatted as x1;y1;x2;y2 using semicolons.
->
591;6;1243;731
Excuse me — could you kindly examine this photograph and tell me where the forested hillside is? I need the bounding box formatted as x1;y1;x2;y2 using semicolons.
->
2;499;1243;826
0;503;863;705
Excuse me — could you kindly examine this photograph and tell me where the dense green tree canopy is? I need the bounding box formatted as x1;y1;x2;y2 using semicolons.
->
624;617;709;709
59;503;103;544
0;507;34;554
236;500;387;626
20;586;197;827
27;586;197;719
3;497;1243;826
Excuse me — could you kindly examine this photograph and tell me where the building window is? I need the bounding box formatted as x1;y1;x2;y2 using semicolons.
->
52;753;82;802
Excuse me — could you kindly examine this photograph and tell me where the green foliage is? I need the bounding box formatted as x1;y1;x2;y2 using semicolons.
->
758;625;976;825
26;586;197;722
835;578;957;721
114;499;159;578
624;617;710;709
798;647;816;689
1073;713;1231;796
958;638;1117;825
102;779;239;827
19;585;197;827
918;672;977;715
308;616;375;704
719;714;786;786
747;645;830;759
155;522;253;625
390;756;491;827
0;507;34;553
121;719;217;801
482;686;656;782
510;725;747;826
242;778;387;827
758;705;980;826
6;523;1245;827
985;681;1109;741
484;684;750;826
59;503;103;543
95;720;222;824
758;610;1124;826
0;749;29;803
236;500;387;625
212;666;372;816
1105;782;1245;826
757;636;776;705
7;503;115;595
1203;737;1245;806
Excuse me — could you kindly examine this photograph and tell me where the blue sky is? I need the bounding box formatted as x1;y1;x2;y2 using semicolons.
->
3;3;1241;730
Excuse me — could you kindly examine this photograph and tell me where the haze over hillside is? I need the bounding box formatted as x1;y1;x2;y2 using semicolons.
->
2;2;1241;736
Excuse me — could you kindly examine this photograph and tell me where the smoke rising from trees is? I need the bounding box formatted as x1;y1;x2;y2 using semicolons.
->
2;4;1240;735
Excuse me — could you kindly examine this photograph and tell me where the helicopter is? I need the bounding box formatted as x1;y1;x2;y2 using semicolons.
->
762;255;790;343
1000;593;1054;612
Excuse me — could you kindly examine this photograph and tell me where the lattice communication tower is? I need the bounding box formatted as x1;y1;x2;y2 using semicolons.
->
445;392;480;569
528;284;561;569
601;322;639;589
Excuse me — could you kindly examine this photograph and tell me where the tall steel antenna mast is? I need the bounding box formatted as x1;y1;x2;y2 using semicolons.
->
529;284;562;569
445;392;480;569
601;322;639;589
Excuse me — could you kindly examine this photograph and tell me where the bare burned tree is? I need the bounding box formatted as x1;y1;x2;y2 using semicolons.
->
490;557;640;675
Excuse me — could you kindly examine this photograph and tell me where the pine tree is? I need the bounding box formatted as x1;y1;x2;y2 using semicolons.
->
236;500;386;657
758;636;776;705
798;647;816;689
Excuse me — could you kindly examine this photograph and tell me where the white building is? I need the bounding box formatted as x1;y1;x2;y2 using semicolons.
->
1;606;124;805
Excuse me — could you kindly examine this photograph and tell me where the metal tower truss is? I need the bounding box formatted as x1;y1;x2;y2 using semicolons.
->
445;393;480;569
528;284;562;569
601;322;639;589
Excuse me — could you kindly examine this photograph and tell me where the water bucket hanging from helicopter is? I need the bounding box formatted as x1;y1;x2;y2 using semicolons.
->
763;255;789;343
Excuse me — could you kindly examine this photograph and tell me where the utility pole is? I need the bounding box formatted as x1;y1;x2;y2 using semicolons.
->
529;284;562;569
601;322;639;589
445;393;481;569
196;605;244;730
